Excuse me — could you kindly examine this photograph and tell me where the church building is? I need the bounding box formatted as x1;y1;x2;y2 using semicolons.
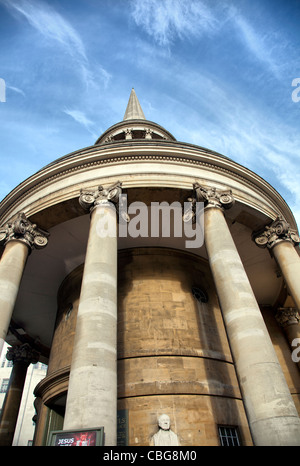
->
0;89;299;446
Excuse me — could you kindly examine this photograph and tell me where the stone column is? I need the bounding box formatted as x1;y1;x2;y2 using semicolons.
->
276;307;300;370
0;343;39;446
253;216;300;313
63;182;125;446
190;183;300;446
0;213;49;355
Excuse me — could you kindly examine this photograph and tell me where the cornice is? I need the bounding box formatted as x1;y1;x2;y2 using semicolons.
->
34;365;70;403
0;140;296;230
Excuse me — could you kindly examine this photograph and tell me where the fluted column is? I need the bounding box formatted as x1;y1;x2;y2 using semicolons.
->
276;307;300;370
0;213;49;355
253;216;300;313
63;182;124;446
190;183;300;446
0;343;39;446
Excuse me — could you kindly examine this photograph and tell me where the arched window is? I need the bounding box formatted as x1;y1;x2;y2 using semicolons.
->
191;286;208;303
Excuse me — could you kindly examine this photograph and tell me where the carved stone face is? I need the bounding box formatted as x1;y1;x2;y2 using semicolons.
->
158;414;170;430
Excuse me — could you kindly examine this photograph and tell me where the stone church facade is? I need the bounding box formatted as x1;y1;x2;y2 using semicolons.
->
0;89;299;446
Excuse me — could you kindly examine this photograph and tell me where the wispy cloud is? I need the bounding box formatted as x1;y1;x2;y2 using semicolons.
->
1;0;110;88
130;0;294;81
63;108;97;139
147;59;300;228
2;0;86;58
190;110;300;230
229;9;288;78
129;0;219;47
6;84;25;97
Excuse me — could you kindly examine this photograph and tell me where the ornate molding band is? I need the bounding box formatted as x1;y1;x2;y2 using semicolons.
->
253;216;300;249
0;212;49;250
34;366;70;404
0;149;291;230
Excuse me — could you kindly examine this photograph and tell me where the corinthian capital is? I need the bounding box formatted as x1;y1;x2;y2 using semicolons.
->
6;343;40;366
0;212;49;250
253;216;300;249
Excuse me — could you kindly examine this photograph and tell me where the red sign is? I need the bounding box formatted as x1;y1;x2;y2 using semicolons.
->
48;427;104;446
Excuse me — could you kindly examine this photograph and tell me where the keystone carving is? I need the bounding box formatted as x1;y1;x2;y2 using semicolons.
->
253;216;300;249
6;343;40;366
0;212;49;250
275;307;300;328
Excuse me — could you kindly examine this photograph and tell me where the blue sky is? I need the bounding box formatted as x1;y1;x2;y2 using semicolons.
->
0;0;300;229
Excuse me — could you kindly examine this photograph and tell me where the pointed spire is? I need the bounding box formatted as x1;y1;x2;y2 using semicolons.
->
123;88;146;121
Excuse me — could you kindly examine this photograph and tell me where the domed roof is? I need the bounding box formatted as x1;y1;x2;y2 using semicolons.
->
95;88;176;144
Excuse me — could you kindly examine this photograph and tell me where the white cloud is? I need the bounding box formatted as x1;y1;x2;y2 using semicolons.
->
225;5;296;80
2;0;87;59
154;65;300;229
222;119;300;230
6;84;25;97
129;0;219;46
1;0;110;88
63;108;97;139
231;13;281;77
129;0;294;81
261;149;300;230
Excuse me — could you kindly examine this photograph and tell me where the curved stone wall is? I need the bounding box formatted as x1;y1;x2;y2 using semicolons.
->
116;248;252;445
35;247;252;445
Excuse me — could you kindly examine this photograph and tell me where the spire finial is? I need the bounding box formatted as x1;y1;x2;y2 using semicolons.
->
123;88;146;121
